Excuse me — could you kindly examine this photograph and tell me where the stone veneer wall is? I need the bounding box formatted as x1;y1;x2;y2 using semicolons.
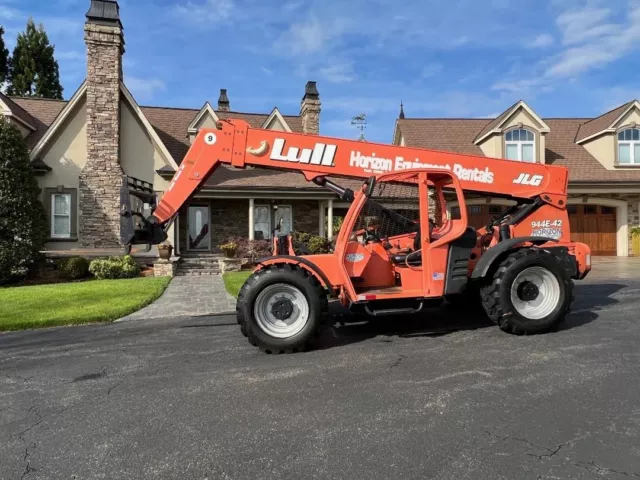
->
79;22;124;248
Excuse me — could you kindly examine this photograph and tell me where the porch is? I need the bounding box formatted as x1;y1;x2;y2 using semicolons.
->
171;194;343;256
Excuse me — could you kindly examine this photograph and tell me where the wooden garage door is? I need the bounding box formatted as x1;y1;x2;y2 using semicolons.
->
451;204;508;229
567;204;617;256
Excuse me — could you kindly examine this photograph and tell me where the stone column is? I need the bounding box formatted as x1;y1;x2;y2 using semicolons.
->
300;81;320;135
79;1;125;249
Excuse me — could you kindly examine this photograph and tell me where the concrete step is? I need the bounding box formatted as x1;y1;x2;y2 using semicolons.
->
176;268;221;276
179;260;220;267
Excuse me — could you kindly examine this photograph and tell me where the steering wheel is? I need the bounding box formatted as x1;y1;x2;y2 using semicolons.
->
355;225;382;244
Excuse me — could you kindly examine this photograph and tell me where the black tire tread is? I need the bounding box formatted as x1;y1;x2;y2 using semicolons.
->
479;248;574;335
236;263;329;353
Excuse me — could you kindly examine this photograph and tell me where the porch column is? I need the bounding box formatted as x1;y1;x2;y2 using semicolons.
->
327;199;334;240
318;200;325;238
174;212;180;255
248;198;255;240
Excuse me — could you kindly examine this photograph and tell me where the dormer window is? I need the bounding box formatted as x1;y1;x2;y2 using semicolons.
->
505;128;535;162
618;127;640;164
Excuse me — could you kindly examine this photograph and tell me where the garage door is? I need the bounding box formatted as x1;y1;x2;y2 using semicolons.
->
567;204;617;256
451;204;508;229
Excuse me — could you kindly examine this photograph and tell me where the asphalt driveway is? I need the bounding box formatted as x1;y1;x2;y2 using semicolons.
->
1;260;639;479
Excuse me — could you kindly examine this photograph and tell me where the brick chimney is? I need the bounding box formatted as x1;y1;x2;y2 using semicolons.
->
80;0;124;248
300;81;320;135
218;88;230;111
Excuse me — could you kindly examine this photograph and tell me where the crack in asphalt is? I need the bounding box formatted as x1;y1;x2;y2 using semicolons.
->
574;460;640;478
390;355;407;369
483;430;573;460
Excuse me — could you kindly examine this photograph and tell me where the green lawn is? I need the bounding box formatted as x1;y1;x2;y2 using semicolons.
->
0;277;171;332
223;271;252;298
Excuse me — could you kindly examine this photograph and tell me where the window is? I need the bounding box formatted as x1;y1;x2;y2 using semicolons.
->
505;128;535;162
51;193;71;238
469;205;482;214
488;205;503;215
618;128;640;164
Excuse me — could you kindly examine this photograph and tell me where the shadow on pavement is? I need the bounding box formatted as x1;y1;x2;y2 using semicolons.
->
555;282;626;332
315;282;628;349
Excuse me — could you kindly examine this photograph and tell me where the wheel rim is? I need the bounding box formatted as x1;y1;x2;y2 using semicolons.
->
253;283;309;338
510;266;560;320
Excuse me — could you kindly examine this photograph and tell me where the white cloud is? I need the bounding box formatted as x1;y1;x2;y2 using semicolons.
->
528;33;554;48
261;67;273;76
0;5;20;20
125;76;167;102
274;15;350;56
545;5;640;78
173;0;233;26
319;63;355;83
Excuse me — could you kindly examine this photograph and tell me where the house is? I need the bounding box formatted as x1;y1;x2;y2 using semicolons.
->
393;101;640;256
0;0;354;263
1;0;638;263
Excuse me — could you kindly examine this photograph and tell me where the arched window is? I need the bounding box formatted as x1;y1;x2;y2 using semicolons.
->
505;128;535;163
618;127;640;164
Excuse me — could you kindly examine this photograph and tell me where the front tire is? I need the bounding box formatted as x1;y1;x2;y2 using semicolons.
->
236;264;329;353
480;248;573;335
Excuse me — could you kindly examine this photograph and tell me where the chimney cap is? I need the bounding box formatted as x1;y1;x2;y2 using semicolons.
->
303;80;319;100
218;88;229;104
86;0;122;28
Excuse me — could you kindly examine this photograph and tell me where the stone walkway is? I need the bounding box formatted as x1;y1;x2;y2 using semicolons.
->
118;276;237;321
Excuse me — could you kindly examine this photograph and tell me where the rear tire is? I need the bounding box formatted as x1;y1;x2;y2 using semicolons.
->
236;264;329;353
480;248;573;335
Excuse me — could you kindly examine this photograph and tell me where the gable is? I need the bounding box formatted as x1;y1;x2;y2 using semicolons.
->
120;98;173;188
575;101;635;143
35;95;87;190
261;107;292;132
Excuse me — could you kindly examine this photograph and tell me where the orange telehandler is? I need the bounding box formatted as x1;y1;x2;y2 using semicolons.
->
120;119;592;353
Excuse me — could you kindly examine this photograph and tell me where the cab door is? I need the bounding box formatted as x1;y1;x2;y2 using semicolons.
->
419;171;472;298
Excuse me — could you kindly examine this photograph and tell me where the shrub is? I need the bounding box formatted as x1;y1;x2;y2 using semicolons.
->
0;119;48;284
89;255;140;280
58;256;89;280
291;231;332;254
246;239;271;262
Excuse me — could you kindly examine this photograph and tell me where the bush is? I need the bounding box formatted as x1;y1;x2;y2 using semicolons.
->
0;120;49;284
246;239;271;262
291;231;332;254
58;256;89;280
89;255;140;280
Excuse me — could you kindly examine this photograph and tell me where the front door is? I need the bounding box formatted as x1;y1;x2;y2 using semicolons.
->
188;205;210;251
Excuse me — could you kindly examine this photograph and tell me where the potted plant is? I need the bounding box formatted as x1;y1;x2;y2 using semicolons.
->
219;240;238;258
631;226;640;257
158;242;173;260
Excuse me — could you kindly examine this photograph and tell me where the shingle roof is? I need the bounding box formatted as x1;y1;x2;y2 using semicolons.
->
0;92;37;129
575;101;633;143
472;100;520;143
396;115;640;183
9;96;67;150
139;105;303;163
203;165;365;191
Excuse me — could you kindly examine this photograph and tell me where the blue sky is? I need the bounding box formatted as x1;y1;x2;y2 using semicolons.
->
1;0;639;143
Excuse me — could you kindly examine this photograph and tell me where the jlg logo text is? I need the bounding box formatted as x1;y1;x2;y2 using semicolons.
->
513;173;544;186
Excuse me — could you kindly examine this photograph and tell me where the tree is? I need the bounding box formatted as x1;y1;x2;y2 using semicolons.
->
6;18;63;99
0;26;8;87
0;119;49;284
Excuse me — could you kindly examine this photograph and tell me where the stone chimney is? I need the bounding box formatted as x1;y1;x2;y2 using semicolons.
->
218;88;230;111
80;0;125;248
301;81;320;135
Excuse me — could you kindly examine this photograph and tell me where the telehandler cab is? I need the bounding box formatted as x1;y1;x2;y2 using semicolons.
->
120;119;591;353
